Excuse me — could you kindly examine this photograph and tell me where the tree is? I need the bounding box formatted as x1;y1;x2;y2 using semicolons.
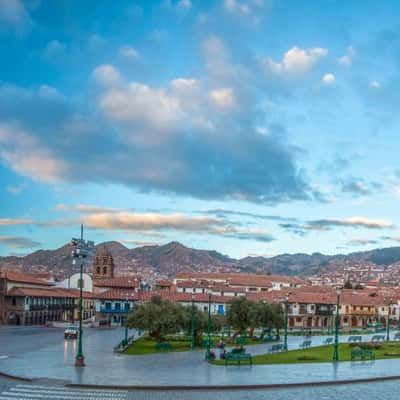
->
226;297;257;336
127;296;185;341
253;302;284;336
181;306;226;345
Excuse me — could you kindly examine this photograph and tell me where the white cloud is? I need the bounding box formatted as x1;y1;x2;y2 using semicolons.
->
100;82;182;137
119;45;139;59
0;0;32;35
370;80;381;89
43;40;66;60
0;123;67;183
38;85;63;100
263;46;328;77
0;236;41;249
92;64;122;87
322;73;335;85
224;0;251;15
177;0;192;10
338;46;356;66
209;87;236;108
0;217;33;226
6;184;24;194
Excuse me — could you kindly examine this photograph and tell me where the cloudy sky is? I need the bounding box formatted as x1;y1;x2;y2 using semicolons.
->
1;0;400;258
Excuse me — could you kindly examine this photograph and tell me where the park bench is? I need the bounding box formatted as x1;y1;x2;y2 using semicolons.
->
225;350;252;366
269;343;284;353
371;335;385;342
348;335;362;343
351;348;375;361
394;332;400;341
299;340;312;349
262;335;279;342
323;338;333;345
156;342;173;351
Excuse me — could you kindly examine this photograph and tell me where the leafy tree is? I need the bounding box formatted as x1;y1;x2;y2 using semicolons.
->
226;297;258;336
181;306;226;344
127;296;185;341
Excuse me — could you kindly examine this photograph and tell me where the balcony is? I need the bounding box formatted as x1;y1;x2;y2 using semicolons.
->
99;307;130;314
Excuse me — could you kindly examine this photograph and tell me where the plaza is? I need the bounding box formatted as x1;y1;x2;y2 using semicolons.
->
2;325;400;388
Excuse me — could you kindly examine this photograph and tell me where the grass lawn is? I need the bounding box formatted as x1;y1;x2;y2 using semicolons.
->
124;334;269;355
212;342;400;365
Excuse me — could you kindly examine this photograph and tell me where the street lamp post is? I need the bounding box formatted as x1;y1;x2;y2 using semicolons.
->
124;295;129;345
284;294;290;351
333;287;342;362
205;288;212;360
190;293;196;350
386;298;393;342
71;225;95;368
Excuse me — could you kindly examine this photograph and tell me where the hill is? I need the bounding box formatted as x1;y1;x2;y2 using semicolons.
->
1;241;400;279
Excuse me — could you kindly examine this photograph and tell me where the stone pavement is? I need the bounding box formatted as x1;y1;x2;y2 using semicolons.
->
2;326;400;386
2;379;400;400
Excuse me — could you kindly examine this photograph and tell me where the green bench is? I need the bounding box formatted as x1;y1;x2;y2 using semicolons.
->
225;350;252;366
351;348;375;361
269;343;284;353
348;335;362;343
262;335;279;342
156;342;173;351
371;335;385;342
323;338;333;345
299;340;312;349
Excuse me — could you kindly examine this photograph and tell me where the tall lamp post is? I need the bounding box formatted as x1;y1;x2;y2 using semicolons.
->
124;295;129;345
333;287;342;362
205;288;212;360
283;293;290;351
190;293;196;350
71;225;95;368
386;297;393;342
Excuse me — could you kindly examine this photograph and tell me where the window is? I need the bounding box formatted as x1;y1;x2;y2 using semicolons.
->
96;267;100;274
103;267;107;275
12;297;16;306
115;303;121;310
124;303;130;311
105;302;111;310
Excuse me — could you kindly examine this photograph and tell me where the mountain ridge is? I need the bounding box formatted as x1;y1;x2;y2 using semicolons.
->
1;241;400;279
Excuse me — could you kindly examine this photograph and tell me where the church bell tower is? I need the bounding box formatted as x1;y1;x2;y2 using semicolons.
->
92;245;114;280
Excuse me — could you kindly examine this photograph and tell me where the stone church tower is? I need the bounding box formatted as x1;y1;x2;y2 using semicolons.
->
92;245;114;280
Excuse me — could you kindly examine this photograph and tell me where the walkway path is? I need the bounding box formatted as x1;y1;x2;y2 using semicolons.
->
1;327;400;386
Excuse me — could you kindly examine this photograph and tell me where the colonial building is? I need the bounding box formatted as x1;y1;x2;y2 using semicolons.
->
174;272;305;293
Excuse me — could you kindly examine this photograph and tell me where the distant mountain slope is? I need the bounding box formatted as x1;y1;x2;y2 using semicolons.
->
1;241;400;279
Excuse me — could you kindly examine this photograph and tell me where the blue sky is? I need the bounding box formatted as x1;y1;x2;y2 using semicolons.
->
1;0;400;258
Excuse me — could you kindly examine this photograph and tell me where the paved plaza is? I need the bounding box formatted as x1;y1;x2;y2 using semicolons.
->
2;326;400;387
1;379;400;400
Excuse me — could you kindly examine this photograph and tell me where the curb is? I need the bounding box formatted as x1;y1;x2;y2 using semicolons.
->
0;371;33;382
66;375;400;391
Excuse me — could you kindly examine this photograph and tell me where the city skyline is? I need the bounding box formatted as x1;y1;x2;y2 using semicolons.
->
1;0;400;258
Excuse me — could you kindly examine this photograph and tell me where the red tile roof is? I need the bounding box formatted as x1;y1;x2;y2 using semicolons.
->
96;289;233;303
6;287;92;298
175;272;304;287
93;276;140;288
0;270;53;286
